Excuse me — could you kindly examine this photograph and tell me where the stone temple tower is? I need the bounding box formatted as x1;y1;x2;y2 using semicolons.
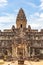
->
16;8;27;28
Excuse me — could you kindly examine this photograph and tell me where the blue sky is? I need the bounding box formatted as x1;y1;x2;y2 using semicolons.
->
0;0;43;31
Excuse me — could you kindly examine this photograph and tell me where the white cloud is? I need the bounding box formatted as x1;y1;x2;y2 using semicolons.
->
0;13;16;23
28;12;43;30
40;13;43;18
30;24;40;29
0;13;17;30
34;12;39;17
23;1;37;8
40;0;43;10
14;9;19;13
24;0;43;10
0;0;8;7
27;2;37;8
0;0;7;2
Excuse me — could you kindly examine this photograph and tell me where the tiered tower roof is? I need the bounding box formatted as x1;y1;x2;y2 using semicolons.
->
16;8;27;21
16;8;27;28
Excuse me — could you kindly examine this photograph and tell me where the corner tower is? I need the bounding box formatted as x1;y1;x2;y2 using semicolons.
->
16;8;27;28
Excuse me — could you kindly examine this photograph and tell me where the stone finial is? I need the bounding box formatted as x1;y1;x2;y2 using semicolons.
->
12;25;15;31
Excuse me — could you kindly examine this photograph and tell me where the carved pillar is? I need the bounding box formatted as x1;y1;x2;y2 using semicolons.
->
28;47;31;57
12;44;16;58
25;45;28;57
7;50;11;56
16;47;17;57
32;48;35;57
23;49;24;58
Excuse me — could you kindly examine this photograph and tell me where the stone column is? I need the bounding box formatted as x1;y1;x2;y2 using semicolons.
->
28;47;30;57
16;47;17;57
12;44;16;58
32;48;35;57
7;50;11;56
23;49;24;58
25;45;28;57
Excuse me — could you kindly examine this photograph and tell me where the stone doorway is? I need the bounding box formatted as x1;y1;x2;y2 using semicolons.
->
17;44;25;59
17;48;23;59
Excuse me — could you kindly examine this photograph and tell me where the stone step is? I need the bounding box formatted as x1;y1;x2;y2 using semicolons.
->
18;60;24;65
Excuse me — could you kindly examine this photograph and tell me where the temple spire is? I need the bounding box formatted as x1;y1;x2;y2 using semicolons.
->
16;8;27;28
